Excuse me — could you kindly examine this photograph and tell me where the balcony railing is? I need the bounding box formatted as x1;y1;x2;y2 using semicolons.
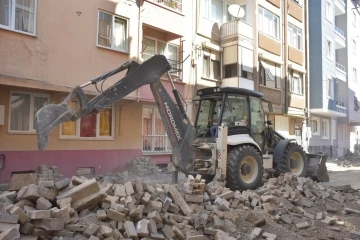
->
142;135;172;153
148;0;182;12
335;26;345;39
221;20;253;40
336;95;347;108
335;0;345;6
336;62;346;72
143;53;182;79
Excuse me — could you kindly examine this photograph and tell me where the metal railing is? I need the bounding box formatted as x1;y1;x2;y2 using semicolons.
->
335;26;346;39
336;62;346;72
336;95;347;107
142;53;182;78
142;135;172;153
148;0;182;12
335;0;345;6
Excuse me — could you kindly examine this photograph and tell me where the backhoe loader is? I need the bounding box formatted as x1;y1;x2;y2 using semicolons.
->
34;55;329;190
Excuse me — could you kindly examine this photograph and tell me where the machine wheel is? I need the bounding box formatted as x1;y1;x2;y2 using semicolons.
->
274;142;307;177
226;145;264;191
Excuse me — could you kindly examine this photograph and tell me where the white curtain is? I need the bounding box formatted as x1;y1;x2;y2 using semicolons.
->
15;0;36;33
113;17;126;51
10;93;30;131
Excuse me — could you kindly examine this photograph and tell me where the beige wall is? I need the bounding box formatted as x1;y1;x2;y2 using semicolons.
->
0;85;144;151
0;0;139;93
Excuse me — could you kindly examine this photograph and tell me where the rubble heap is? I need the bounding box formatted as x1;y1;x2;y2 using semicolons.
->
125;156;160;177
0;171;359;240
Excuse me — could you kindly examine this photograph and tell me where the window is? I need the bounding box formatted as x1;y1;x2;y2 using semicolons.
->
325;0;333;23
9;92;50;132
327;76;334;99
60;100;114;139
258;6;280;40
288;23;302;50
259;59;281;89
224;64;237;78
321;119;329;139
289;70;303;95
353;11;356;27
354;68;357;83
342;124;347;139
97;10;128;52
310;117;320;135
203;0;224;24
326;38;333;61
0;0;37;35
353;40;357;55
142;37;179;75
240;46;254;80
202;48;221;80
142;106;171;153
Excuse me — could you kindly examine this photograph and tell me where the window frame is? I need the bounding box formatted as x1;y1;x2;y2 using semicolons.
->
321;119;330;139
353;39;357;55
325;0;333;23
59;99;115;140
353;11;357;27
141;105;172;154
0;0;38;36
202;48;221;81
288;22;302;50
326;36;334;61
142;36;179;62
258;6;280;40
96;10;129;53
259;59;281;89
342;124;347;140
310;117;320;135
8;91;50;134
354;68;357;83
327;76;334;100
289;69;303;95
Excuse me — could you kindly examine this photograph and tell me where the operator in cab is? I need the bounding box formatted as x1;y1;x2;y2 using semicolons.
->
210;102;233;137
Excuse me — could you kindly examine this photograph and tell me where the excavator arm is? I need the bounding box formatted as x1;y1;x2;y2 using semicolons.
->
35;55;195;173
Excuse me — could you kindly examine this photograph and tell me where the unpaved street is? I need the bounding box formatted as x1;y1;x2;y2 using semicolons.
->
325;161;360;190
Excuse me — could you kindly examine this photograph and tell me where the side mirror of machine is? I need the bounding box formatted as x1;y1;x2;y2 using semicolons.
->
266;120;273;126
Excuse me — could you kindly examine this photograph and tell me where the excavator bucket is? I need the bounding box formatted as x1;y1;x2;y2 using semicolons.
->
306;153;329;182
35;103;73;151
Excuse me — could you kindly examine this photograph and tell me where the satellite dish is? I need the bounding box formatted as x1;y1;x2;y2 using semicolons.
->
228;4;245;19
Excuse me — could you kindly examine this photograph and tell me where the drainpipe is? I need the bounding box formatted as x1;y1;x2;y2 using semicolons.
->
304;0;310;152
253;0;258;91
283;0;289;116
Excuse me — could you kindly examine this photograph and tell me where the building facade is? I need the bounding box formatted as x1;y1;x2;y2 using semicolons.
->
308;0;360;157
0;0;187;182
187;0;308;145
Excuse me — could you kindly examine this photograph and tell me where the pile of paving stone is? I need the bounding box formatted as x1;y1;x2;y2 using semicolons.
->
0;171;359;239
125;156;160;177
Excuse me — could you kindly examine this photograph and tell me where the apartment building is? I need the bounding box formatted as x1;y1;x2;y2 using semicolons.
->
337;0;360;156
308;0;360;157
0;0;187;182
186;0;308;145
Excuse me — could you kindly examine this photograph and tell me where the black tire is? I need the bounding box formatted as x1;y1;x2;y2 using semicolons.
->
274;142;307;177
226;145;264;191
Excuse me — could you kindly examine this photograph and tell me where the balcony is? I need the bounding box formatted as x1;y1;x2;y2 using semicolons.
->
142;53;182;79
147;0;182;12
335;95;347;114
220;20;253;46
142;0;184;37
334;0;346;16
336;62;347;82
335;26;346;49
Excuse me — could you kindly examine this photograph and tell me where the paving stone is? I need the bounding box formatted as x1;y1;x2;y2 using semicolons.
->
36;197;52;210
0;226;20;240
32;218;65;231
296;221;310;229
124;221;138;238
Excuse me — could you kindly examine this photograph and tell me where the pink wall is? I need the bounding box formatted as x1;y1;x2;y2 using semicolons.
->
0;150;171;183
139;80;185;102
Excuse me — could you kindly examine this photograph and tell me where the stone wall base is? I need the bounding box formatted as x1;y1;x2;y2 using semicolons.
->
308;146;338;158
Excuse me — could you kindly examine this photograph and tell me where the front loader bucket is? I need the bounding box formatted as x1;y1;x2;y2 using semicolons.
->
35;103;73;151
306;153;329;182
